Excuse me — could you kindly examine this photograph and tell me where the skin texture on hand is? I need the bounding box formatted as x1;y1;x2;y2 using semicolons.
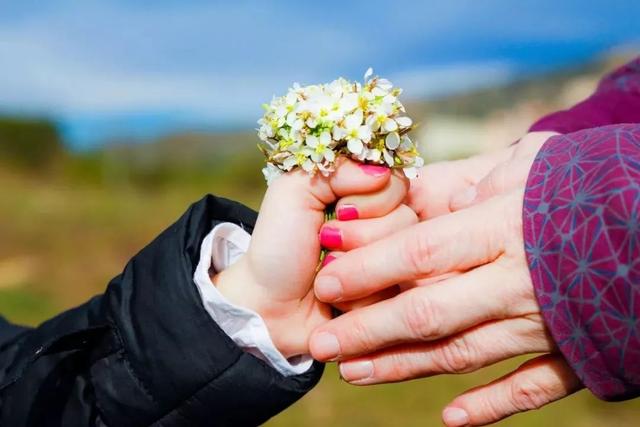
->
309;132;584;426
407;131;559;220
215;160;414;358
311;191;583;425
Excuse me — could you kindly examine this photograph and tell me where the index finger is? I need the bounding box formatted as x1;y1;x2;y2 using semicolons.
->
314;191;521;303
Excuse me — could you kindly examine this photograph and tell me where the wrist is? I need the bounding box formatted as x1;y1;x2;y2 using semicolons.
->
213;257;306;358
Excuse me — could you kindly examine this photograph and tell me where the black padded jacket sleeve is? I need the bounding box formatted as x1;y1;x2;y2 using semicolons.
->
0;195;323;427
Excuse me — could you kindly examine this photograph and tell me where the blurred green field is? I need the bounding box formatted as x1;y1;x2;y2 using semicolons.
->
1;117;639;426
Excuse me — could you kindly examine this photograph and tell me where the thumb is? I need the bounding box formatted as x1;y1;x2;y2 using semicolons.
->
449;156;531;211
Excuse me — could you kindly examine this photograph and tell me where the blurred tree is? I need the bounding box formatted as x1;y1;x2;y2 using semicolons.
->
0;116;64;171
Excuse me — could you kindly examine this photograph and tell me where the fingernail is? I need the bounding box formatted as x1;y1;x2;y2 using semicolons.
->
359;164;388;177
442;407;470;427
336;204;359;221
311;332;341;361
340;360;374;383
452;186;477;208
319;226;342;249
321;254;336;268
315;275;342;301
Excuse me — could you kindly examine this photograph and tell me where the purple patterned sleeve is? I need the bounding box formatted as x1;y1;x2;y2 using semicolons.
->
523;124;640;401
529;57;640;134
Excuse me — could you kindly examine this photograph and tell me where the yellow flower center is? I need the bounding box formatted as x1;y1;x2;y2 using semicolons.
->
295;152;308;165
358;96;369;110
279;139;294;149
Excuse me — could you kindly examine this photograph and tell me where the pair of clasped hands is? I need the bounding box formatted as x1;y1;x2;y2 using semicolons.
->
216;132;582;426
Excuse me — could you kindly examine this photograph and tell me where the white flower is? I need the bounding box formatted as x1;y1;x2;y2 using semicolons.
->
335;109;372;155
403;167;418;179
286;112;304;131
306;131;336;163
367;103;398;133
396;116;413;128
400;135;414;150
338;92;359;114
364;67;374;82
385;132;400;150
262;163;284;185
257;67;422;182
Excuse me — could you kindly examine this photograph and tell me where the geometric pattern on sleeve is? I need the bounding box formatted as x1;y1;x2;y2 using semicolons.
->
523;124;640;401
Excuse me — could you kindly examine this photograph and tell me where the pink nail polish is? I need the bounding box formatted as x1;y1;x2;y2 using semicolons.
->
336;204;359;221
359;164;389;177
321;254;336;268
319;226;342;249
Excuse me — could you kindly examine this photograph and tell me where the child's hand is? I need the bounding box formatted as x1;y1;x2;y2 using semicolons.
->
215;160;415;358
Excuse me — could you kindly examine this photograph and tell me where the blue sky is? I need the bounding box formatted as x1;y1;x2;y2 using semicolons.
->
1;0;639;148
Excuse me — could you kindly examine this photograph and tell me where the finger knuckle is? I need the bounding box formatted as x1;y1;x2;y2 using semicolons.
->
402;228;436;277
487;169;502;194
435;335;477;373
346;315;376;354
403;292;443;341
510;376;550;411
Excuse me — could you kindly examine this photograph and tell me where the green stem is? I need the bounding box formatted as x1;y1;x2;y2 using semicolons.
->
317;203;336;270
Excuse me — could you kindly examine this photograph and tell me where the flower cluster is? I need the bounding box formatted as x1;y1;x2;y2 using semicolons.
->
257;68;423;184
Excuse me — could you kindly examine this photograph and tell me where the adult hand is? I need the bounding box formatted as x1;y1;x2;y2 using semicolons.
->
407;131;558;220
310;189;583;426
216;161;415;358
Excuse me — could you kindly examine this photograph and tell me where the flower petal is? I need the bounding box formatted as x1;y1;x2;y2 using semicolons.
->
302;159;315;173
400;135;413;150
358;125;372;142
347;138;364;155
385;132;400;149
377;78;393;91
320;131;331;146
396;116;413;128
324;149;336;162
382;118;398;133
311;152;323;162
364;67;373;82
383;149;394;166
367;148;382;162
333;126;347;141
283;156;297;170
306;135;319;148
403;167;418;179
345;109;364;129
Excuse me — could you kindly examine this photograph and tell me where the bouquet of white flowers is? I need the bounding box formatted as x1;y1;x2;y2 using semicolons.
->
257;68;423;185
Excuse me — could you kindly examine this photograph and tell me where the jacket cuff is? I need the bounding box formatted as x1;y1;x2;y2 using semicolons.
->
523;126;640;401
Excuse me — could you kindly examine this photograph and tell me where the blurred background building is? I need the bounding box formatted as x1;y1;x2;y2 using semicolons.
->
0;1;639;425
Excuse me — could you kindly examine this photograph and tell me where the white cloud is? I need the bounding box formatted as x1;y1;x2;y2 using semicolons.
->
0;0;637;146
390;61;517;100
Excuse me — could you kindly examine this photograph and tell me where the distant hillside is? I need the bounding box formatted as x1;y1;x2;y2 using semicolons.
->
1;50;636;171
99;51;637;165
408;51;637;160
